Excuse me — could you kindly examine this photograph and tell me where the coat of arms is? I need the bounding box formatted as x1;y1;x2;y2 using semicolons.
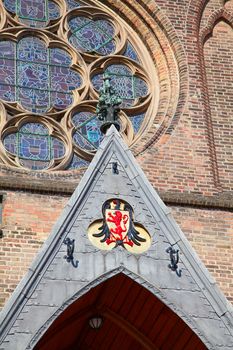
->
88;199;151;253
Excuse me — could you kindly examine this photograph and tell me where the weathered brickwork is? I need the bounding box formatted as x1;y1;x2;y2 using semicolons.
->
204;21;233;191
171;206;233;303
0;191;68;306
0;0;233;311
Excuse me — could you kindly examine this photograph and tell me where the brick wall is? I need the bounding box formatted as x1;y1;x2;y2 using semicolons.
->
0;191;68;306
204;21;233;191
171;205;233;303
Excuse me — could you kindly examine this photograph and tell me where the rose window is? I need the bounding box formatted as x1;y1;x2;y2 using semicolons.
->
0;0;158;171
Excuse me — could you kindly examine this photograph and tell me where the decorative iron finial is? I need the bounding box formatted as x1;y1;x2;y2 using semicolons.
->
96;72;122;134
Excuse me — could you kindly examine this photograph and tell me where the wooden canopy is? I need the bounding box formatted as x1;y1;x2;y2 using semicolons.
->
35;274;206;350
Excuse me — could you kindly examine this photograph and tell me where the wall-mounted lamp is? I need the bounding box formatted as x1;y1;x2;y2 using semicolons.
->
89;316;103;330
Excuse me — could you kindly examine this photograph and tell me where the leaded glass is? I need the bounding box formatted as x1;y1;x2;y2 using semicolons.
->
130;113;145;133
123;42;140;62
68;17;115;55
66;0;88;10
72;111;103;150
92;64;148;107
73;132;96;151
0;37;82;113
3;133;17;154
3;0;60;28
67;153;90;170
0;0;153;171
3;123;65;170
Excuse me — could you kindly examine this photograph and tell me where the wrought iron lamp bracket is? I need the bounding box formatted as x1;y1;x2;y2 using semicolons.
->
63;237;79;268
166;246;181;277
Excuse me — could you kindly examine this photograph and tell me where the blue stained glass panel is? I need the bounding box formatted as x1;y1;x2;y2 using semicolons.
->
0;41;16;58
68;17;115;55
66;0;88;10
50;67;81;92
18;87;50;113
72;112;103;150
51;137;65;158
97;40;116;56
66;153;90;170
20;123;48;134
51;91;73;110
96;20;115;37
0;37;82;113
17;37;47;63
50;48;72;66
48;1;60;20
3;133;17;154
72;111;94;127
19;0;47;21
134;77;148;97
0;84;15;102
107;64;131;75
130;113;145;133
0;59;16;100
123;42;140;62
73;132;96;151
19;133;50;160
69;17;91;31
18;62;48;90
3;123;66;170
79;119;103;147
19;159;50;170
3;0;60;27
4;0;16;12
69;35;85;52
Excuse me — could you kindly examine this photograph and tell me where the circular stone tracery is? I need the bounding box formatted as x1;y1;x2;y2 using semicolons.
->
0;0;186;172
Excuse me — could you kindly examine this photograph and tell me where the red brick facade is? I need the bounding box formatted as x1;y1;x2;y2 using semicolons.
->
0;0;233;308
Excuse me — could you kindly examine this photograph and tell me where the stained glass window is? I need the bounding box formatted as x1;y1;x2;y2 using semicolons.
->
3;0;60;27
92;64;148;107
3;123;65;170
130;113;145;133
69;16;116;55
0;0;155;171
123;42;140;62
0;37;82;113
72;111;103;151
66;0;88;10
67;153;90;170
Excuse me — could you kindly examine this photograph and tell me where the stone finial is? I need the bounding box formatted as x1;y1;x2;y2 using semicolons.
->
96;72;122;134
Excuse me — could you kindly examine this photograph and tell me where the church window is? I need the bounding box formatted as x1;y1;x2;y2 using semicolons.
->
0;0;155;171
3;0;60;27
3;122;66;170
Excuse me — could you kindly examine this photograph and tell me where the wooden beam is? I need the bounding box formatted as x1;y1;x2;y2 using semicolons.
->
100;307;159;350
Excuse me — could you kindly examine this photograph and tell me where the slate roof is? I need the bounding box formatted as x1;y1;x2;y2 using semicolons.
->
0;126;233;349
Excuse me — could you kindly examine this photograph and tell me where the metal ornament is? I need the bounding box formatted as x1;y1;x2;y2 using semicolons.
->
88;199;151;253
96;73;122;134
166;246;181;277
63;238;78;268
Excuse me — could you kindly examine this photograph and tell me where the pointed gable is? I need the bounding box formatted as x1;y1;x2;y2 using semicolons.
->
0;126;233;349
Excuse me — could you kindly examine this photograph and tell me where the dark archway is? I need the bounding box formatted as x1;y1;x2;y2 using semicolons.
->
34;274;207;350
